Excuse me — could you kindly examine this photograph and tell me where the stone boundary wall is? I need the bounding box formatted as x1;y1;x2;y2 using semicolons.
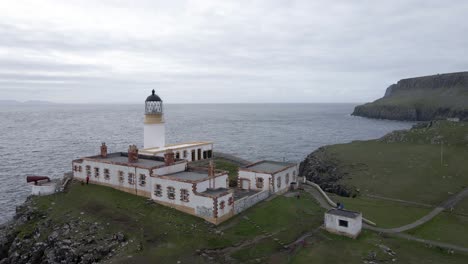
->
234;190;269;214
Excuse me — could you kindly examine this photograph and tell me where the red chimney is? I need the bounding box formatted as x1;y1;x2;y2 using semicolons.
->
100;142;108;158
128;145;139;163
164;149;175;166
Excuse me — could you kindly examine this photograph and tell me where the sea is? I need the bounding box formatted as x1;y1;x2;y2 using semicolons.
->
0;103;413;224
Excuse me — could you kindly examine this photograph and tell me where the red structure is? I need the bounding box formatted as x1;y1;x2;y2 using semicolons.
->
26;176;50;185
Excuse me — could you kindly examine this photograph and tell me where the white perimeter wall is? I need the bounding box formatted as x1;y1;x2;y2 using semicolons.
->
144;123;166;149
233;190;269;214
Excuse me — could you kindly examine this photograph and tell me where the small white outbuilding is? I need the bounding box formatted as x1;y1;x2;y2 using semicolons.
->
324;208;362;239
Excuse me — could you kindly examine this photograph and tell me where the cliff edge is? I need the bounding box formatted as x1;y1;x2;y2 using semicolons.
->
352;71;468;121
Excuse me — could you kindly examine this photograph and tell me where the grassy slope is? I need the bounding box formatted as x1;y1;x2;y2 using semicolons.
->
328;194;431;228
291;231;468;264
30;182;468;263
314;121;468;249
327;122;468;205
32;182;325;263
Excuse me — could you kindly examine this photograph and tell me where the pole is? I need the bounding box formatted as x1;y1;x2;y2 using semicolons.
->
440;141;443;166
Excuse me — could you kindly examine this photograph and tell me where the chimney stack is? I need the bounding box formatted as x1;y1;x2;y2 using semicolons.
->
128;145;139;163
164;149;175;166
208;160;215;178
100;142;108;158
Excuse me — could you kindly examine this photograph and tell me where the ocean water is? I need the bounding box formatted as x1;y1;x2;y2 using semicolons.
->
0;103;413;224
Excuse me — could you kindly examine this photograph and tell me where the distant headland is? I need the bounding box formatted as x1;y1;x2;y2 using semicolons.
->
352;71;468;121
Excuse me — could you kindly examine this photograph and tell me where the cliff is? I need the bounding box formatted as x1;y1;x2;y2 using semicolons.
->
352;71;468;121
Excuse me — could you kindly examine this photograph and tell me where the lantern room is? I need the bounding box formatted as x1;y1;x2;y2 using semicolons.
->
145;89;163;115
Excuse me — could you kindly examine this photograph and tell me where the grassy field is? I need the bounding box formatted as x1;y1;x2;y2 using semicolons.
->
407;211;468;248
32;181;324;263
23;181;468;263
327;194;432;228
328;142;468;205
290;230;468;264
324;122;468;205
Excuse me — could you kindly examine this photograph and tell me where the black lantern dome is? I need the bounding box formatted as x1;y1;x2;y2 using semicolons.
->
145;89;163;114
146;89;162;102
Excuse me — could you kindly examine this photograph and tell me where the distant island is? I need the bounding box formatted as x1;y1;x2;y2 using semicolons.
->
352;71;468;121
0;100;56;106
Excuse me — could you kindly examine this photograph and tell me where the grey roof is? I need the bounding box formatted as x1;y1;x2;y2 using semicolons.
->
326;209;361;219
201;188;229;196
146;89;162;102
233;189;259;200
92;154;165;169
245;160;296;174
164;171;209;181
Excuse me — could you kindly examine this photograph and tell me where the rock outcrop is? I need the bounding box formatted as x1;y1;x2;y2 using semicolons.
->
299;147;354;197
352;71;468;121
0;197;128;264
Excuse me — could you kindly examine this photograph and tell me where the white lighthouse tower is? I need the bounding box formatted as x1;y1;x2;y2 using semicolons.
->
144;89;166;149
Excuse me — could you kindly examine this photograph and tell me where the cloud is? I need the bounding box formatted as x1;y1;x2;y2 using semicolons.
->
0;0;467;103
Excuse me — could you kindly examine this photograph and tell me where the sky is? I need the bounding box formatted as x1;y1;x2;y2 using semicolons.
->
0;0;467;104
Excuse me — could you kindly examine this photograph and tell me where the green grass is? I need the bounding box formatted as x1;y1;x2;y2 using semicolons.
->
290;230;468;264
407;212;468;248
214;158;239;185
455;196;468;215
327;194;432;228
30;182;325;263
327;140;468;205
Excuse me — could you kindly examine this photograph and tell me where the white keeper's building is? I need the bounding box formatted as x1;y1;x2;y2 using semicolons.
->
72;90;300;224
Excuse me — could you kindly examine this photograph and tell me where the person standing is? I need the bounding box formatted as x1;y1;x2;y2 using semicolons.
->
86;175;89;185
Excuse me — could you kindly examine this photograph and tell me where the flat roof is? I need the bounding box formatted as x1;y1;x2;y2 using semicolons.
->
87;153;166;169
233;189;260;200
140;141;213;155
163;170;210;181
326;209;361;219
243;160;296;174
201;188;230;196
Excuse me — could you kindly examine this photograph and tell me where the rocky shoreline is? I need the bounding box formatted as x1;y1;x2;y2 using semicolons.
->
0;193;129;264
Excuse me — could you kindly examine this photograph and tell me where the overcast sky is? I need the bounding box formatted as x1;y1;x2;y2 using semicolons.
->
0;0;467;104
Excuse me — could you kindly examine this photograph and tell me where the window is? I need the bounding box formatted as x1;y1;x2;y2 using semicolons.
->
197;148;202;160
167;187;175;200
86;166;91;177
176;152;180;159
256;178;264;189
78;166;82;172
180;189;189;202
228;197;234;205
104;169;110;180
128;173;135;185
220;201;225;210
118;171;124;183
285;173;290;184
154;184;162;197
339;220;349;228
94;167;100;178
183;150;187;158
277;177;281;188
73;165;77;172
139;174;146;186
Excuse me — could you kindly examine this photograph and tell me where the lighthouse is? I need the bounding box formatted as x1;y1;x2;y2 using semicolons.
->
144;89;165;149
